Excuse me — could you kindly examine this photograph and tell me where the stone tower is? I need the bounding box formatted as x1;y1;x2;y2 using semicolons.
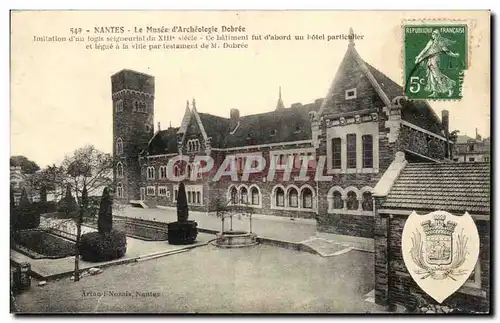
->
111;69;155;201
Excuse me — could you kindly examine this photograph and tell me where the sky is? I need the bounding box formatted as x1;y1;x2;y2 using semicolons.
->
10;10;490;168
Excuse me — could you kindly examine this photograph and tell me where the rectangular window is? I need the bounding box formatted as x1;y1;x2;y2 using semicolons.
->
146;186;155;196
332;138;342;169
115;100;123;113
347;134;357;168
362;135;373;168
158;187;167;197
469;157;475;162
159;166;167;179
174;189;178;202
147;167;155;180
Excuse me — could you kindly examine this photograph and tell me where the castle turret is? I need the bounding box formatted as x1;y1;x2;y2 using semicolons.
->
111;69;155;201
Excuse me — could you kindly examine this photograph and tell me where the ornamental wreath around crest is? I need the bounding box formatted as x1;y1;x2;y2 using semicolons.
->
401;210;480;303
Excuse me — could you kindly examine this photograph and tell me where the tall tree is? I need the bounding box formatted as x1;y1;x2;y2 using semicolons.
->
62;145;114;199
98;187;113;233
10;155;40;174
10;187;18;234
74;182;88;282
39;185;47;204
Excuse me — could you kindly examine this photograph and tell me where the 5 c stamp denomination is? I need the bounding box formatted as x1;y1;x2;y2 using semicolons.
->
404;25;468;100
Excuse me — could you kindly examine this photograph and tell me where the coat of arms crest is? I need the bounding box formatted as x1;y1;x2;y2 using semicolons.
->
402;210;480;303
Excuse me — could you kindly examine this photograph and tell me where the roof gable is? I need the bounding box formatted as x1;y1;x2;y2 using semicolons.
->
381;162;490;214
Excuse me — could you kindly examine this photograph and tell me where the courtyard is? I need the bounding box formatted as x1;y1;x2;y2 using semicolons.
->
14;244;384;313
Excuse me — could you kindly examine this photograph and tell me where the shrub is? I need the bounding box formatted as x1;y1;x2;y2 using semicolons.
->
79;230;127;262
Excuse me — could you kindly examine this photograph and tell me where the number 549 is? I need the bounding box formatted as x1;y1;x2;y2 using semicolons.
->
409;76;425;93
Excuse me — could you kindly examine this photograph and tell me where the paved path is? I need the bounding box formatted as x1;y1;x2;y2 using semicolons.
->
116;206;317;243
15;244;386;313
11;233;214;279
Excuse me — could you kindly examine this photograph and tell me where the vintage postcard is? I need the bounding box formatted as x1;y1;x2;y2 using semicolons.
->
10;10;491;314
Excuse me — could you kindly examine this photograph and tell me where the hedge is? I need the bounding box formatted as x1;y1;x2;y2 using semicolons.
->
14;229;76;259
79;230;127;262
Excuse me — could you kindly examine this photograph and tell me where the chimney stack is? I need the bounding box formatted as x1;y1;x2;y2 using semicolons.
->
157;122;161;131
230;108;240;132
442;110;450;159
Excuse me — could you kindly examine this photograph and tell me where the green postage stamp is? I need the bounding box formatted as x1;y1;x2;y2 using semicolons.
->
404;25;468;100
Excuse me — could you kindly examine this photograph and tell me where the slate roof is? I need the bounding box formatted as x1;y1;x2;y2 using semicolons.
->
381;162;490;214
365;63;444;136
224;101;320;148
198;113;230;148
147;127;179;155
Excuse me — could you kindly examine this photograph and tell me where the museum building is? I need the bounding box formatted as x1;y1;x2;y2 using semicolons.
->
112;33;454;240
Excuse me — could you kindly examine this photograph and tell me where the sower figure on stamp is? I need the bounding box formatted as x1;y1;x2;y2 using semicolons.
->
415;29;460;97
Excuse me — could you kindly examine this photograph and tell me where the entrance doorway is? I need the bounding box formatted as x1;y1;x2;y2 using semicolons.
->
140;187;146;201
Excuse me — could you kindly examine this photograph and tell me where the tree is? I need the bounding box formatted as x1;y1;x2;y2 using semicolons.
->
97;187;113;234
10;188;18;236
176;182;189;222
62;145;113;199
39;186;47;204
16;187;40;230
10;155;40;174
74;182;87;282
59;184;78;218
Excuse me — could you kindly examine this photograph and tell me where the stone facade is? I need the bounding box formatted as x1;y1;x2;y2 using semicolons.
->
112;39;451;239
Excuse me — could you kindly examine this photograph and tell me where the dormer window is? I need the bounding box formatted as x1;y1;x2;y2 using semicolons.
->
145;124;151;132
345;88;357;100
294;126;301;133
270;129;277;136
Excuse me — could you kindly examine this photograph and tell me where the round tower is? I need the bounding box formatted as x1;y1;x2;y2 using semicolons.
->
111;69;155;201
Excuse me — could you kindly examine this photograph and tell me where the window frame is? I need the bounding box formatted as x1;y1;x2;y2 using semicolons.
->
346;134;357;169
362;135;374;169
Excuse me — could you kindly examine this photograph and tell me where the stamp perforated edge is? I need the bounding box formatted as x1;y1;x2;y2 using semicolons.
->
400;17;477;101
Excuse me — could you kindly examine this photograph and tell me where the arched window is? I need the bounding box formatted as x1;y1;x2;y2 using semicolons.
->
240;187;248;204
251;187;259;205
187;164;192;179
346;191;359;210
230;187;238;204
333;191;343;209
275;187;285;207
116;162;123;178
196;192;201;204
174;165;180;177
187;191;192;204
362;192;373;211
288;188;298;208
116;138;123;155
116;183;123;198
301;187;313;209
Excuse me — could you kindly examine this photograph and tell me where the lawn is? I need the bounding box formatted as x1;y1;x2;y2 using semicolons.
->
15;244;383;313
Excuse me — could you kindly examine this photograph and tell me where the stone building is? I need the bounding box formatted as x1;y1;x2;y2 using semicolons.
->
112;31;454;240
372;154;490;313
453;130;490;163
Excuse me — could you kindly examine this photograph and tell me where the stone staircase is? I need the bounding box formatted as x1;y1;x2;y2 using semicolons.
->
299;237;353;257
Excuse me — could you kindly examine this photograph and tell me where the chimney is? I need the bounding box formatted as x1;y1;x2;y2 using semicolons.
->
442;110;450;159
157;122;161;131
230;108;240;132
